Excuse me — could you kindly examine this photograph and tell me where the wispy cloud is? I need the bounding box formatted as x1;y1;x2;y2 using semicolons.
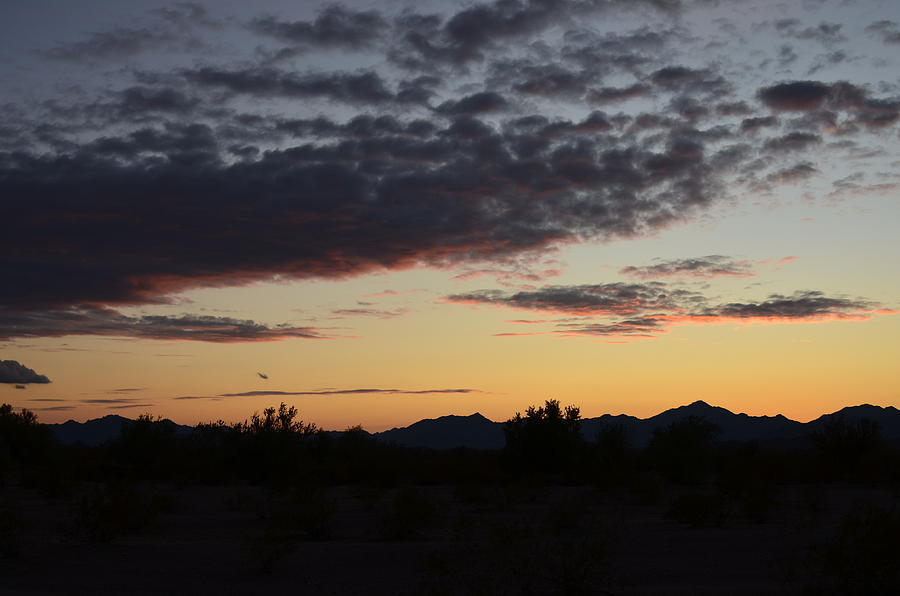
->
173;388;481;400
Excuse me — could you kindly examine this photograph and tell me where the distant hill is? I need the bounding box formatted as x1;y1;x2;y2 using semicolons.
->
49;414;193;446
45;402;900;450
375;413;503;449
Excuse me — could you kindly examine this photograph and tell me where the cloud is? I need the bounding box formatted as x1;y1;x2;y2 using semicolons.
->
588;84;652;104
80;398;141;404
620;256;754;279
449;282;886;340
1;116;724;318
0;360;51;384
174;388;480;399
757;80;832;111
773;20;846;45
40;3;215;62
42;27;178;62
330;307;409;319
740;116;779;133
249;6;388;51
388;0;681;70
446;283;703;316
763;132;821;153
867;20;900;45
766;162;818;184
702;291;876;321
0;306;327;342
5;0;900;337
182;67;397;104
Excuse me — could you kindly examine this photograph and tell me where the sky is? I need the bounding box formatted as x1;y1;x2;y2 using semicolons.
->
1;0;898;430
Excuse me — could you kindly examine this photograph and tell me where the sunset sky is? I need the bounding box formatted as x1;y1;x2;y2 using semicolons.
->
1;0;898;430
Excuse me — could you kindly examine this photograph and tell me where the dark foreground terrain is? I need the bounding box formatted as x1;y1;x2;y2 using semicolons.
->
2;400;899;594
2;481;898;595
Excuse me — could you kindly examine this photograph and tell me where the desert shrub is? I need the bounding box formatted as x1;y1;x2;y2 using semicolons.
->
379;486;442;540
503;399;585;480
262;485;335;541
232;403;319;487
416;503;619;596
593;422;632;486
244;485;335;574
0;499;24;558
810;416;885;482
647;416;719;484
801;504;900;595
61;482;159;543
627;472;665;506
0;404;55;486
666;491;730;527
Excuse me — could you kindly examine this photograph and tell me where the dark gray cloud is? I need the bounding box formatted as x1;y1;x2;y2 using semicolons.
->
446;283;703;315
42;27;178;62
388;0;682;70
740;116;779;133
773;20;846;45
249;6;388;51
182;67;397;104
436;91;509;115
757;80;832;111
763;131;821;153
4;0;898;339
866;20;900;45
707;291;875;320
588;83;652;104
0;116;721;315
454;283;884;339
330;307;409;319
766;162;818;184
0;360;51;384
620;256;754;279
0;307;326;342
40;3;215;62
756;81;899;127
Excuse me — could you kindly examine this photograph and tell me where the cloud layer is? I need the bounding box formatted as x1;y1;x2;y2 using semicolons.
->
2;0;897;341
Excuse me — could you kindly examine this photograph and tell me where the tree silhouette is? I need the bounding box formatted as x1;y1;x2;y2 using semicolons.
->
232;403;319;486
0;404;54;486
810;415;883;480
504;399;583;478
648;415;719;484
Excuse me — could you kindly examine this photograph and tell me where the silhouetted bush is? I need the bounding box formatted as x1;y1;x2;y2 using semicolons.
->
593;421;631;485
61;482;160;543
0;498;24;558
803;504;900;595
380;486;442;540
0;404;55;486
811;416;885;481
416;499;619;595
666;491;730;527
647;415;719;484
504;399;584;480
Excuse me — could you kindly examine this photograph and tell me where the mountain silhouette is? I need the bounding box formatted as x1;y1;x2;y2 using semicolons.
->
45;402;900;449
375;413;503;449
50;414;193;446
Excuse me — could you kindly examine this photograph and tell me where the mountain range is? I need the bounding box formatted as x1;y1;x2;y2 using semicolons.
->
46;401;900;450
